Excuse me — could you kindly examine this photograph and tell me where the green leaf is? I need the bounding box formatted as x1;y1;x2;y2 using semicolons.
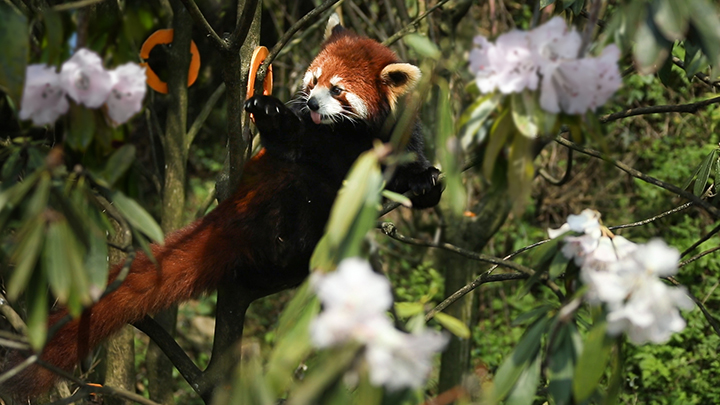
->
483;109;512;179
99;144;136;187
110;190;164;243
67;103;97;151
634;4;673;74
458;93;501;148
435;77;465;216
26;269;48;351
683;38;707;80
653;0;689;41
548;324;577;405
403;34;441;60
7;216;44;300
395;301;424;318
549;251;571;280
507;132;534;214
511;92;538;138
44;220;73;303
540;0;556;8
287;343;363;405
573;321;614;402
0;2;28;106
688;0;720;70
42;9;64;66
694;149;716;196
505;351;542;405
512;304;555;327
490;315;551;403
381;189;412;208
434;312;471;339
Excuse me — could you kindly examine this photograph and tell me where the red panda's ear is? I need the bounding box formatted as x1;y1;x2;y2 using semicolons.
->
324;13;344;40
381;63;422;107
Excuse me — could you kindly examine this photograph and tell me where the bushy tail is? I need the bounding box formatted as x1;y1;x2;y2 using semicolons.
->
2;210;233;399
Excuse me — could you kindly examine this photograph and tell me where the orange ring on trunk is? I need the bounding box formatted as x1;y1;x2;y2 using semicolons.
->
247;46;273;98
140;29;200;94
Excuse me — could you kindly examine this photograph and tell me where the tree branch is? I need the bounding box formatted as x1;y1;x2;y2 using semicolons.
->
665;276;720;338
383;0;453;45
255;0;342;85
599;95;720;123
681;221;720;257
554;135;720;219
608;202;694;231
177;0;227;51
378;222;564;298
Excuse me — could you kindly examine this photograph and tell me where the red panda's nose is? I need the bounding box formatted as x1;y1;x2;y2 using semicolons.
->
307;97;320;111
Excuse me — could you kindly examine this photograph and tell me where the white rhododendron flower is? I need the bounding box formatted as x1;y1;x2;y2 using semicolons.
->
311;258;447;390
60;48;114;108
549;211;694;345
365;326;448;391
469;17;621;115
19;48;147;126
106;63;147;125
19;65;69;125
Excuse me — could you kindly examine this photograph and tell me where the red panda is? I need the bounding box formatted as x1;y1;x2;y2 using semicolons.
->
2;16;442;399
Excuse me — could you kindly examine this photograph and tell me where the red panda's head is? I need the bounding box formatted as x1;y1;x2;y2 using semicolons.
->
301;15;421;125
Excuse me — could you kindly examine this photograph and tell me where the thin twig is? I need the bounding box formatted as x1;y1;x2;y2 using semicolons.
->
178;0;227;51
425;273;528;321
539;145;574;186
681;222;720;258
36;359;162;405
554;135;720;219
228;0;259;52
0;354;37;385
608;202;694;230
679;246;720;268
600;96;720;123
255;0;342;85
379;222;564;298
0;292;28;335
383;0;453;45
672;57;720;90
52;0;103;11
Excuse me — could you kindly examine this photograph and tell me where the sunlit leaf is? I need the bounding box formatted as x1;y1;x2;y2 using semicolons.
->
694;148;716;196
382;189;412;208
458;93;501;149
483;110;512;180
7;216;44;300
434;312;471;339
404;34;441;60
395;301;424;318
653;0;689;41
634;5;673;74
110;190;164;243
435;77;465;216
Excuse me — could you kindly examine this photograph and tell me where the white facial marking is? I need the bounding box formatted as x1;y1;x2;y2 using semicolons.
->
330;76;343;86
314;68;322;79
345;93;368;118
308;86;343;124
302;70;314;88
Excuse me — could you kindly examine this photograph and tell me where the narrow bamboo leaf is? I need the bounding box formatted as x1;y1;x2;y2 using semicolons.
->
44;220;72;303
510;92;538;138
434;312;471;339
694;149;716;196
505;351;542;405
110;190;164;243
7;216;44;300
549;251;571;280
573;322;614;402
436;77;465;216
0;2;28;105
395;301;424;318
403;34;441;60
25;269;48;351
490;315;551;403
683;38;707;79
84;231;109;294
507;133;534;214
512;304;555;327
101;144;136;186
382;189;412;207
2;150;22;181
458;93;500;148
483;110;512;179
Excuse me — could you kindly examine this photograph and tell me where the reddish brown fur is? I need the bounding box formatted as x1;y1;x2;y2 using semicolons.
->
306;34;400;117
4;151;302;398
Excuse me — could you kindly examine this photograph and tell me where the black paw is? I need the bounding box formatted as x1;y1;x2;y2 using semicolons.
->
245;95;294;132
408;167;443;209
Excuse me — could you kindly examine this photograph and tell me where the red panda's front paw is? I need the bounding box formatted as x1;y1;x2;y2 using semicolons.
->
245;95;298;133
408;167;443;209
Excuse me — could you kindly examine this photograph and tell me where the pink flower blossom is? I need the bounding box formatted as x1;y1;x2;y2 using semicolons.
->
106;63;147;125
19;65;69;126
60;48;114;108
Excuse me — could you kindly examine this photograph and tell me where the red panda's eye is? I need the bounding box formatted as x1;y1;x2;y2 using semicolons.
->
312;76;318;86
330;86;342;96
